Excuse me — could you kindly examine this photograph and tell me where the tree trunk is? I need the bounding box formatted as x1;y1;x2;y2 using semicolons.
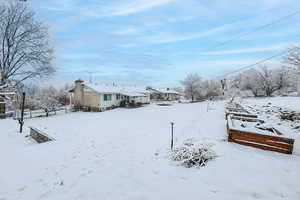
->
0;101;5;119
45;108;49;117
0;72;5;86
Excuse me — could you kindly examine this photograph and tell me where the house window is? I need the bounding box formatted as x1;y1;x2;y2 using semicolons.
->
104;94;112;101
116;94;120;100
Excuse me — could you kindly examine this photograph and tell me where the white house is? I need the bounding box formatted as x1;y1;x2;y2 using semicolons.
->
146;87;181;101
69;80;150;111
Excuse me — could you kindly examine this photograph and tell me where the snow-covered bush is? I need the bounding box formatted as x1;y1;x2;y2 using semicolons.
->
169;140;217;168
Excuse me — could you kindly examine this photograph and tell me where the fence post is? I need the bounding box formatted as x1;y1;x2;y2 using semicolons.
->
19;92;25;133
207;100;210;112
171;122;174;150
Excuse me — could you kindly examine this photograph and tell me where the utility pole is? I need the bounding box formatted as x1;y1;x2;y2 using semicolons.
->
220;78;226;96
19;92;25;133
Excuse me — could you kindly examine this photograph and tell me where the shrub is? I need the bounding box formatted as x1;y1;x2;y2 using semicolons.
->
129;100;136;107
120;100;127;107
169;140;217;168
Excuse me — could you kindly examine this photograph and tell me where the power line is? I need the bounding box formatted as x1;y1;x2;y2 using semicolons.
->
219;48;294;78
201;10;300;53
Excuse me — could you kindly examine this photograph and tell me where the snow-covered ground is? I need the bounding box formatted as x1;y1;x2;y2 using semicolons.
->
0;97;300;200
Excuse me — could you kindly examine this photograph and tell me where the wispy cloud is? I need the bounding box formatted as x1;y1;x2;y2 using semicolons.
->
112;27;138;35
141;10;287;45
95;0;176;17
143;23;235;44
47;0;176;17
199;42;298;55
30;0;300;86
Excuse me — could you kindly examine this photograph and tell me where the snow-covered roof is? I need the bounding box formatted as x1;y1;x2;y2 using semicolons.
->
147;88;179;94
84;83;149;97
156;88;179;94
120;91;147;97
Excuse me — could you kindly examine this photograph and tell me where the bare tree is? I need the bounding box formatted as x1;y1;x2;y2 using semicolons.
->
283;46;300;95
172;86;183;94
283;46;300;69
181;73;202;101
0;2;54;87
201;80;222;99
238;66;289;97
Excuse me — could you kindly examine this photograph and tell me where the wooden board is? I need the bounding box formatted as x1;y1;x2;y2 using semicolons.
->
228;138;292;154
225;112;258;119
230;132;292;150
227;126;294;154
230;115;264;123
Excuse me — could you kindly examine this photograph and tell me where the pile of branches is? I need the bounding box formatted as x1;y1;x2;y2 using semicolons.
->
169;140;217;168
280;111;300;121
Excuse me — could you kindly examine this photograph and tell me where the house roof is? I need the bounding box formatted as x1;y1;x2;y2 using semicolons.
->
70;81;180;96
147;88;180;95
120;91;148;97
70;82;149;97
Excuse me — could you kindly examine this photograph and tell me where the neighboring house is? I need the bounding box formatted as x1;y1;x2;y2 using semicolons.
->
69;80;150;111
146;87;181;101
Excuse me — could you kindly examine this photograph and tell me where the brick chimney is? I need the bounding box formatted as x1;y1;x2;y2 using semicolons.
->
74;79;84;108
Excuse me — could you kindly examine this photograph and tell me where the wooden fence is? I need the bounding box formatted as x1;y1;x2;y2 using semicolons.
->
14;106;72;120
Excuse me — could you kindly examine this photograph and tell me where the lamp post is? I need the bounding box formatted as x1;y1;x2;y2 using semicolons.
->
170;122;174;150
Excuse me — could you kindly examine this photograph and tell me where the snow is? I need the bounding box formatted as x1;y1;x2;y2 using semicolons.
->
242;97;300;138
0;97;300;199
244;97;300;112
87;83;149;96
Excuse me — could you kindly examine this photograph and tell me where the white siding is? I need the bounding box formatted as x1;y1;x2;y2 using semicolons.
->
100;93;122;108
128;94;150;104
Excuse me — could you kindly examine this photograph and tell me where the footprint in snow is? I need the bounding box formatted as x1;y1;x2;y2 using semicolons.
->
38;190;52;199
18;186;27;192
251;192;263;199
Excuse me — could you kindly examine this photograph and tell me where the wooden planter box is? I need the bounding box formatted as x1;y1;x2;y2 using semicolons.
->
226;116;294;154
29;127;55;143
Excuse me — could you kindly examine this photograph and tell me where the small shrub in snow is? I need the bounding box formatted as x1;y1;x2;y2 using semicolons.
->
169;141;217;168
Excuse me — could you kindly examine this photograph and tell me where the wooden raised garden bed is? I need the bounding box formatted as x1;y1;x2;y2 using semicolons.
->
226;115;294;154
29;127;55;143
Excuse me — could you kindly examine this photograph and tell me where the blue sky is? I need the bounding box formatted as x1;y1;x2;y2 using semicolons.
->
26;0;300;87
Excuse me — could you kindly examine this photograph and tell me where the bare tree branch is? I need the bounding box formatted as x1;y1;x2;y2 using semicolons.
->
0;1;54;87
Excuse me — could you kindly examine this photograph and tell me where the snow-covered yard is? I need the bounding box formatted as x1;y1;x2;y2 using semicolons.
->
0;97;300;200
